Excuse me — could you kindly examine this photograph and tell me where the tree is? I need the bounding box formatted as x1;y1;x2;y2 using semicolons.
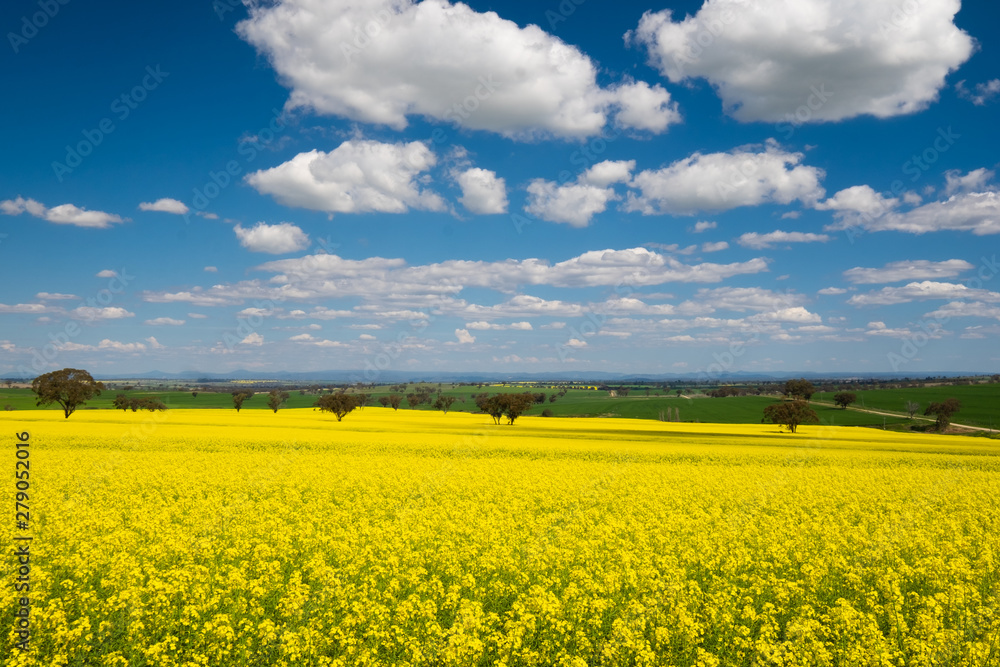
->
191;391;199;398
267;390;290;413
378;396;391;408
763;401;818;433
388;394;403;410
924;398;961;431
833;392;857;409
133;397;167;412
905;401;920;419
113;393;131;412
356;393;371;409
232;390;254;412
477;392;535;425
782;378;815;401
315;393;359;421
433;395;457;414
31;368;104;418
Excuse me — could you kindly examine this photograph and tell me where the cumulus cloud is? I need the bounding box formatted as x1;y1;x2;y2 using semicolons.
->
455;168;507;214
237;0;679;139
465;321;532;331
847;281;1000;306
526;160;634;227
926;301;1000;320
454;328;475;344
246;140;446;215
241;332;264;346
818;287;847;295
144;317;186;326
692;220;717;233
944;168;995;196
737;230;830;249
955;79;1000;106
626;141;824;215
815;185;900;222
630;0;974;122
825;191;1000;235
70;306;135;320
843;259;974;284
96;270;118;278
1;196;126;229
35;292;77;300
701;241;728;253
234;221;310;254
139;198;189;215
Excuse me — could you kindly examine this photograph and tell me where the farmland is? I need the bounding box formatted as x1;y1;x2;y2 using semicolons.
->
0;385;919;428
3;408;999;665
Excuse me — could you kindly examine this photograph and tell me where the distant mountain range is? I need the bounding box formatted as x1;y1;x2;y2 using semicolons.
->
93;369;990;383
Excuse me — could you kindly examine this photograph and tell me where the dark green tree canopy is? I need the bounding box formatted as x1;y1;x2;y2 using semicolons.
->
32;368;104;418
315;393;359;421
763;400;819;433
782;378;816;401
925;398;961;431
833;391;857;409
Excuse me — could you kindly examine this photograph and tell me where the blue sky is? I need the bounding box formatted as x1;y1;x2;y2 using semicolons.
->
1;0;999;378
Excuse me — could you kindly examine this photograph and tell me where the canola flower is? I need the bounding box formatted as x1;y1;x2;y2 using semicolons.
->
2;408;999;666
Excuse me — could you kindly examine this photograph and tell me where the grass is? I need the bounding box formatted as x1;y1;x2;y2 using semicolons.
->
814;383;1000;429
0;383;961;429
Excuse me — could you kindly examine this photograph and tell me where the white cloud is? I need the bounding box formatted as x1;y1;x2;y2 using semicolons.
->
144;317;185;326
818;287;847;295
611;80;681;132
580;160;635;188
737;230;830;249
235;221;310;254
145;336;164;349
815;185;899;222
701;241;728;253
944;168;995;196
289;333;315;342
97;339;147;353
35;292;77;300
71;306;135;320
246;140;446;215
465;321;532;331
139;198;189;215
564;338;587;348
359;334;376;341
187;313;208;319
630;0;974;122
825;190;1000;236
694;286;808;313
0;303;51;314
525;160;635;227
692;220;716;233
926;301;1000;320
1;196;126;229
626;141;824;215
241;332;264;346
455;328;475;344
843;259;974;284
237;0;679;139
204;266;218;273
847;281;1000;306
955;79;1000;106
525;181;619;228
455;168;507;214
96;270;118;278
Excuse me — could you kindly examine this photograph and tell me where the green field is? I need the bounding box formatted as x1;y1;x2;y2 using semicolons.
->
0;384;914;428
814;383;1000;429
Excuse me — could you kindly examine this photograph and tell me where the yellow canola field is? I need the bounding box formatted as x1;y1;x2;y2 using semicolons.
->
2;408;999;666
